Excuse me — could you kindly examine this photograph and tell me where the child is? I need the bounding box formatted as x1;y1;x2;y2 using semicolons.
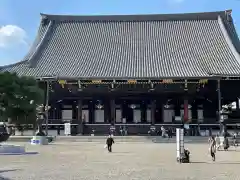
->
106;135;114;152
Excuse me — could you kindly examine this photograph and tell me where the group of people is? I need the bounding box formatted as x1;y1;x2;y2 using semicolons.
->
160;126;173;138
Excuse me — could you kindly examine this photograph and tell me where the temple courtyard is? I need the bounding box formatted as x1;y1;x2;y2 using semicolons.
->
0;141;240;180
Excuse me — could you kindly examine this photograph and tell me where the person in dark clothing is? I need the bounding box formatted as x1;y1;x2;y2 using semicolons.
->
209;136;216;161
224;136;229;151
106;135;115;152
168;127;173;138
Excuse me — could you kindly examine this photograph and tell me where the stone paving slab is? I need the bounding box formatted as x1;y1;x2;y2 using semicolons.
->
0;142;240;180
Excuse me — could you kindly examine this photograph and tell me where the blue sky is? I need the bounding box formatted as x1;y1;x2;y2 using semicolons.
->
0;0;240;66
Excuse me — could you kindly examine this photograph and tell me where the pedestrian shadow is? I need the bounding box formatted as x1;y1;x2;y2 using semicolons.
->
0;176;12;180
190;161;240;164
0;152;38;156
110;151;133;154
0;169;21;180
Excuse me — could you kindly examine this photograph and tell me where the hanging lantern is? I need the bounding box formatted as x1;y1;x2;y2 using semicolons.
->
164;104;171;109
129;104;136;109
96;104;103;109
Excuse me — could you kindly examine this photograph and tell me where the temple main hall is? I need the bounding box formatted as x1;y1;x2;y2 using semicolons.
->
1;10;240;134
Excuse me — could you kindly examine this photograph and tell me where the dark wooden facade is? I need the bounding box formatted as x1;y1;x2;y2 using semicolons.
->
40;78;240;135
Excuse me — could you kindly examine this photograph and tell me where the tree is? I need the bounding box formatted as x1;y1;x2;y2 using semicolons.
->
0;72;44;133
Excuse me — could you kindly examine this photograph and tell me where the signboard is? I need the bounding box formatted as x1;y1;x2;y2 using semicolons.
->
64;123;71;136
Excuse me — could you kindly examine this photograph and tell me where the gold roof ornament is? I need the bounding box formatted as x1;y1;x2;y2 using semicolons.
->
199;79;208;84
58;80;66;88
128;80;137;84
161;79;173;83
92;80;102;84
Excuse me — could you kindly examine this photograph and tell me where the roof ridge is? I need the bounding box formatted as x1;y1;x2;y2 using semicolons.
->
28;20;53;67
218;15;240;65
40;10;230;22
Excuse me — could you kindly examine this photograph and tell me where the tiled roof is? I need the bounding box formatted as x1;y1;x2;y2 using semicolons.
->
1;10;240;79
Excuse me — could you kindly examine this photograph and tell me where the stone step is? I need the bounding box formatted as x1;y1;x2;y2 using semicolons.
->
8;135;209;143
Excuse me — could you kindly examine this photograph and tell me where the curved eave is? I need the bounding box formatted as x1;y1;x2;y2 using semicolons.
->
218;16;240;71
27;20;53;66
0;60;28;71
35;75;218;81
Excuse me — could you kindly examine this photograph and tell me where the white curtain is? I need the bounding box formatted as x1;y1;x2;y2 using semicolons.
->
82;110;89;123
94;110;104;123
146;109;151;123
197;109;204;123
163;109;175;123
115;110;122;123
61;110;72;121
133;110;141;123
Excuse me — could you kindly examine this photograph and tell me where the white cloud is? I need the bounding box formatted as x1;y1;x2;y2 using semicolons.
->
0;25;27;48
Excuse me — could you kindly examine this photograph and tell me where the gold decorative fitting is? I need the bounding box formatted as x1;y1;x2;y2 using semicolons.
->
58;80;66;88
199;79;208;84
128;80;137;84
161;79;173;83
92;80;102;84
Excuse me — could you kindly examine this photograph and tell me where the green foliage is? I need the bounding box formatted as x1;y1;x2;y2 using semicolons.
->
0;72;44;125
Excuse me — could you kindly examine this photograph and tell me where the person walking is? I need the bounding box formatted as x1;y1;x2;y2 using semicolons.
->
215;134;220;151
106;135;115;152
223;135;229;151
168;127;173;138
209;136;216;161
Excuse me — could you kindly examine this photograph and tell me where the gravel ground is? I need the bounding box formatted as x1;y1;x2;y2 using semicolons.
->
0;142;240;180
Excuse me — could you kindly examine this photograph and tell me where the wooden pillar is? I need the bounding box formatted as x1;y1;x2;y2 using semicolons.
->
110;99;115;124
77;99;83;134
77;100;83;123
141;102;146;123
192;100;198;123
104;100;109;123
89;101;94;124
217;79;221;122
151;100;156;125
217;79;227;135
237;98;239;110
183;80;189;122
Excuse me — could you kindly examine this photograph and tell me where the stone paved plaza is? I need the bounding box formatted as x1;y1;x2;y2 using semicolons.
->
1;142;240;180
